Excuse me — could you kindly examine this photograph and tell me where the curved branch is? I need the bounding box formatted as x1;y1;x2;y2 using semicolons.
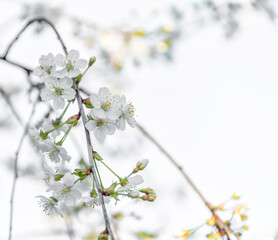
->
2;17;68;58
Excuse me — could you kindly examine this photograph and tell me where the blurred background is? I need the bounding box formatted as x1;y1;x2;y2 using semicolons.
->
0;0;278;239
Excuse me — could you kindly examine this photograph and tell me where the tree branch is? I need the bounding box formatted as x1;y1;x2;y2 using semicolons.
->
2;17;68;58
0;88;23;126
9;96;39;240
136;122;231;240
76;86;115;240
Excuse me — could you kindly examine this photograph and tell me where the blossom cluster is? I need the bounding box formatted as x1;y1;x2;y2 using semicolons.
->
30;50;155;218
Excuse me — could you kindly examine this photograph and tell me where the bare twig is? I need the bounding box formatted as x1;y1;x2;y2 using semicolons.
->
0;17;68;77
136;122;231;240
76;86;115;240
9;96;39;240
0;57;32;74
2;17;67;58
0;88;23;125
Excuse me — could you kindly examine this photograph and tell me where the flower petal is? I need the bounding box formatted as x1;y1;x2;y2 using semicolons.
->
53;96;65;109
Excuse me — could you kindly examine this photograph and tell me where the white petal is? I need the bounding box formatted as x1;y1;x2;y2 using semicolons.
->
44;76;56;88
60;77;73;89
53;69;67;78
89;94;101;108
126;117;136;128
75;58;87;68
33;67;43;77
98;87;110;102
53;96;65;110
85;120;97;131
68;69;80;78
63;88;76;100
94;127;106;142
93;109;106;119
47;53;54;65
41;88;54;101
128;175;144;186
68;49;80;62
55;54;66;67
116;118;126;131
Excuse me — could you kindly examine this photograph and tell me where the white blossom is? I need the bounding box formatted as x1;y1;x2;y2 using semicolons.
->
43;163;55;185
85;111;116;142
36;195;63;217
40;76;76;110
29;127;43;147
54;49;87;78
48;173;81;206
83;196;111;208
33;53;55;80
116;95;136;130
90;87;121;120
41;140;71;163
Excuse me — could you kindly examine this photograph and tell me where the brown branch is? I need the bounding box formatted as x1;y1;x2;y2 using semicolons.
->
9;96;39;240
136;122;231;240
76;85;115;240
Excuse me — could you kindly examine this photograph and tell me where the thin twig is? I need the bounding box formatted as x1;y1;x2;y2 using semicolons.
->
0;57;32;74
76;86;115;240
136;122;231;240
0;88;23;125
9;96;39;240
2;17;67;58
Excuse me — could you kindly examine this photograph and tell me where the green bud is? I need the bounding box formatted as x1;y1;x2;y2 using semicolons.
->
82;98;93;108
140;188;155;195
93;151;103;161
73;169;88;181
89;56;96;67
66;114;80;126
50;196;58;203
137;159;149;170
75;74;82;84
120;177;129;187
40;130;48;140
54;174;64;181
106;182;118;195
90;189;98;198
133;159;149;173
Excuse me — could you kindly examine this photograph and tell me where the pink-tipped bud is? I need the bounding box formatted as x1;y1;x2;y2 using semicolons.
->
82;98;94;108
66;114;80;126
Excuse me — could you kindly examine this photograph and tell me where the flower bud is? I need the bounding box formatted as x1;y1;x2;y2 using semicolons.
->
54;174;64;181
75;74;82;84
89;56;96;67
133;159;149;173
39;130;48;140
142;194;156;202
98;229;108;240
66;114;80;126
82;98;93;108
120;177;129;187
93;151;103;161
140;188;155;195
106;182;118;195
90;189;98;198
